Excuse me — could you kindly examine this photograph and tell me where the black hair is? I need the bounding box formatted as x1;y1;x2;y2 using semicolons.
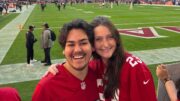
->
175;78;180;100
44;23;49;28
90;16;125;99
59;19;93;48
29;25;34;30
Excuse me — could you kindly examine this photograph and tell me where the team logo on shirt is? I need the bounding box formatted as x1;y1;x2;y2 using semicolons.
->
97;79;103;87
80;82;86;90
99;93;105;101
96;78;104;100
143;79;150;85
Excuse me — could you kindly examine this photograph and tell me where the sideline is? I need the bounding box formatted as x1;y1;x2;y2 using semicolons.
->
0;47;180;84
0;5;36;64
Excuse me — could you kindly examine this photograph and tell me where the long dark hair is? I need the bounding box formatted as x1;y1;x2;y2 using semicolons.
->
176;78;180;100
90;16;125;99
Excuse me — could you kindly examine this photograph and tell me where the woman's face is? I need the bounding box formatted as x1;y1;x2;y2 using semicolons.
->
94;25;116;62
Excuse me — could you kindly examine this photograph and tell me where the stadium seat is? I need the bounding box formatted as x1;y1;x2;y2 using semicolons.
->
157;62;180;101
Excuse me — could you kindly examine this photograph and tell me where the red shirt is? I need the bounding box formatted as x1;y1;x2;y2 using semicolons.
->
32;64;100;101
89;53;157;101
0;87;21;101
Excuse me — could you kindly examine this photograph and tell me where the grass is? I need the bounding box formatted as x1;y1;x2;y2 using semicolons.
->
0;14;19;29
0;3;180;101
2;4;180;65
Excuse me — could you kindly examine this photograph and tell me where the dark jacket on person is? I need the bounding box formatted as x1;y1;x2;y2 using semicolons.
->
26;31;36;48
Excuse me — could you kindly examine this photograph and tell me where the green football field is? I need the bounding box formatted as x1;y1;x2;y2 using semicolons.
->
0;14;19;29
2;3;180;65
0;3;180;101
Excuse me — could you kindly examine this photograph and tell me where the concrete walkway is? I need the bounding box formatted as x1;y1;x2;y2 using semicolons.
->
0;59;65;84
132;47;180;65
0;5;35;64
0;47;180;84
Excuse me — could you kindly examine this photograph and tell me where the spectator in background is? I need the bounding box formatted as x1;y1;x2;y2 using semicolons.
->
16;1;22;12
19;3;22;12
40;2;46;11
0;87;21;101
0;3;3;15
57;2;61;11
3;2;8;14
41;23;52;66
26;25;37;67
156;64;180;101
61;0;67;9
70;0;74;6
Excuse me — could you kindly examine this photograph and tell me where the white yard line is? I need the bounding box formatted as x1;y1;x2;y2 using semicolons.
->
115;21;180;26
0;5;35;64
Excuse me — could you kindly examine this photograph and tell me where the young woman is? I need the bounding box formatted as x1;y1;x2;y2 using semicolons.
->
48;16;157;101
156;64;180;101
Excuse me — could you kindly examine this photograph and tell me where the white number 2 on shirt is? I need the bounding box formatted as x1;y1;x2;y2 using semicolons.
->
126;56;142;67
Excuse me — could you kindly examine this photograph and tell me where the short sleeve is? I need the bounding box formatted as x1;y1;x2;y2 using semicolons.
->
126;55;157;101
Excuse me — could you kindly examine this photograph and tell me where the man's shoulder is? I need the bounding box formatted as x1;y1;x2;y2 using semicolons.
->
26;31;30;34
39;64;67;86
44;29;51;33
38;73;55;86
27;31;33;35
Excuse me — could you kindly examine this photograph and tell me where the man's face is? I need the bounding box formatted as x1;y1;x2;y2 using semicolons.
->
64;29;92;71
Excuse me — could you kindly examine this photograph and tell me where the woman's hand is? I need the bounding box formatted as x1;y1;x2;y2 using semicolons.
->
47;64;59;75
42;64;59;78
156;64;169;81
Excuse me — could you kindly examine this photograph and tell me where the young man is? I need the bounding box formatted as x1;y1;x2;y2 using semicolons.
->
32;19;100;101
26;25;37;67
41;23;52;66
